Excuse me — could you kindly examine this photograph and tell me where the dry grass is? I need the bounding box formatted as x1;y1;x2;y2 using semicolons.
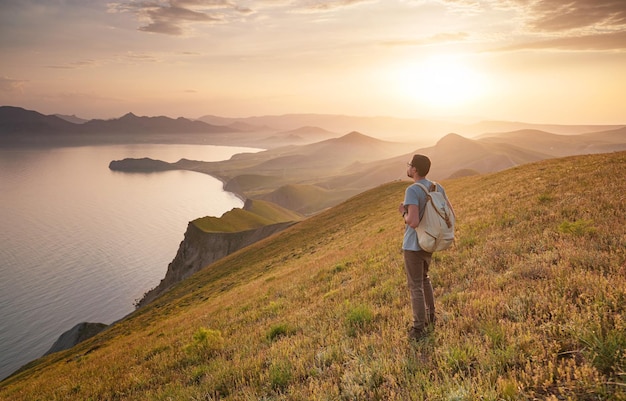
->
1;151;624;400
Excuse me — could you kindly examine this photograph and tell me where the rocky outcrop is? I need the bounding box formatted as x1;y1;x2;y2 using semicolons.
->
136;220;296;308
44;322;108;355
109;157;174;172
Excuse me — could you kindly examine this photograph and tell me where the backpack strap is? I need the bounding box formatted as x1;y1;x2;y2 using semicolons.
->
414;181;438;194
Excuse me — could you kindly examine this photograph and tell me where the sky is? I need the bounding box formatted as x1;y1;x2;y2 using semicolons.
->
1;0;625;124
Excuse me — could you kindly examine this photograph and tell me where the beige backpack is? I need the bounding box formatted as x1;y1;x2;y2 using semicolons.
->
414;182;455;252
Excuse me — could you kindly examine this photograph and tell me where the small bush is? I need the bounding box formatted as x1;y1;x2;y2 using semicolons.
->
267;323;296;341
184;327;224;358
580;329;626;376
269;360;293;390
558;219;596;236
345;304;373;336
538;193;553;203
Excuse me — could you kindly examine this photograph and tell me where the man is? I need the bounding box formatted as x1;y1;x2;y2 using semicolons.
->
398;154;453;342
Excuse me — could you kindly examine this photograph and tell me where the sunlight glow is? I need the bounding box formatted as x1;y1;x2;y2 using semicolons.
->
395;55;488;109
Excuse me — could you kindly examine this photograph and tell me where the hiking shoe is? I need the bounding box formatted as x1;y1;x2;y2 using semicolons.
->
408;326;428;342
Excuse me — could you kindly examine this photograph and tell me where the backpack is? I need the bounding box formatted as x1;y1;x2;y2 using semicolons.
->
414;182;455;252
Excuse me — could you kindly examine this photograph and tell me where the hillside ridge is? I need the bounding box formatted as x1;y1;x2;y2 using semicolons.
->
1;151;625;399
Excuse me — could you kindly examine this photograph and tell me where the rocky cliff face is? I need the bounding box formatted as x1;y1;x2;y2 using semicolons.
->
136;220;296;308
44;322;108;355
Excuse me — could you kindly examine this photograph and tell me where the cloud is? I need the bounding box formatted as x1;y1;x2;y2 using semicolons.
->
380;32;469;47
108;0;252;35
516;0;626;32
121;51;161;63
440;0;626;50
293;0;375;13
438;0;626;31
501;0;626;51
494;30;626;51
109;0;376;35
45;59;99;69
0;76;28;93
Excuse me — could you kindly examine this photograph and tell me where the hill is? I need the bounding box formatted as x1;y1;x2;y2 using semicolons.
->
2;151;624;399
0;106;239;146
263;126;337;145
259;184;361;215
135;199;304;308
82;112;230;134
197;113;624;144
193;199;304;233
478;128;626;157
109;129;626;217
0;106;80;137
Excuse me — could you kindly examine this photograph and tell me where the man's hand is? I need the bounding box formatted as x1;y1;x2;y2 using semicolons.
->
398;203;407;215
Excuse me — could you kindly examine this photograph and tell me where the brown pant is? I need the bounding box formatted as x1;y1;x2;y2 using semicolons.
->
403;250;435;330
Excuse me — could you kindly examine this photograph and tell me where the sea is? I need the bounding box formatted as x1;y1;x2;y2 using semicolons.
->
0;143;261;381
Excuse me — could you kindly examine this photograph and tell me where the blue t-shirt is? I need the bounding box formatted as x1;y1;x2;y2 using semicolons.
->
402;179;447;251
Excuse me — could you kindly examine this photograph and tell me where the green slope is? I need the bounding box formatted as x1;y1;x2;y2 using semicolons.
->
192;199;304;233
2;152;624;400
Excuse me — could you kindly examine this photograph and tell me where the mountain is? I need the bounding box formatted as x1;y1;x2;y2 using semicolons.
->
477;128;626;157
3;106;624;149
2;151;624;399
0;106;80;135
54;114;88;124
197;113;458;144
0;106;238;146
419;133;552;179
198;112;624;144
82;112;232;134
162;131;412;181
262;126;338;145
311;132;553;193
108;128;626;215
465;120;624;136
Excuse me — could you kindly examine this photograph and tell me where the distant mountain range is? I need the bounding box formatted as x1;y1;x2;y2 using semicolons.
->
3;105;626;214
0;106;238;146
0;106;231;135
109;126;626;215
197;113;625;144
2;105;624;149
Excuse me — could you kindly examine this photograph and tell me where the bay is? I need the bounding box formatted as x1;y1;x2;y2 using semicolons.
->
0;144;260;380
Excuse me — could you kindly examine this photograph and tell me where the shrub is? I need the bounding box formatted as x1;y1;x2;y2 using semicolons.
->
269;360;293;390
184;327;224;359
267;323;296;341
558;219;596;236
345;304;373;337
580;328;626;376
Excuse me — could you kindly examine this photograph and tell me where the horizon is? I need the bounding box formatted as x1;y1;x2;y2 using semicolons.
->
1;1;626;126
10;105;626;127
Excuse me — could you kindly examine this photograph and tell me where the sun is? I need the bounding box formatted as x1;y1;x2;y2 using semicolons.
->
395;55;487;109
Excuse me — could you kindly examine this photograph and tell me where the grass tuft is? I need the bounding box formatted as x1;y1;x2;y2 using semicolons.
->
345;303;374;337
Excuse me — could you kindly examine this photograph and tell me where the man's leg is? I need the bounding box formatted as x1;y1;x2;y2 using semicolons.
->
420;250;435;326
403;250;427;331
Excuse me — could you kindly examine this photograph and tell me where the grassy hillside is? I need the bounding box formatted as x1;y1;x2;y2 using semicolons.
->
193;199;303;233
260;184;362;215
2;152;625;400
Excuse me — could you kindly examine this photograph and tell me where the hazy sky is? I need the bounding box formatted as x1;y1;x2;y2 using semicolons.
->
1;0;625;124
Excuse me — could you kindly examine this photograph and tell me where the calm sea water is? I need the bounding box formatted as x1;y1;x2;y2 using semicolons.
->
0;144;260;380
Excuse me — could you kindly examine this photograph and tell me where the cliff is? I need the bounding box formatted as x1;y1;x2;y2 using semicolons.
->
44;323;108;356
136;220;296;307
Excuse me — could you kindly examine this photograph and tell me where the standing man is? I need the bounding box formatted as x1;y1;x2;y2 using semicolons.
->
398;154;453;341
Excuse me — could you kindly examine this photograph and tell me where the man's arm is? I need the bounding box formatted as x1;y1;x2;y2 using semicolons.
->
404;203;420;228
